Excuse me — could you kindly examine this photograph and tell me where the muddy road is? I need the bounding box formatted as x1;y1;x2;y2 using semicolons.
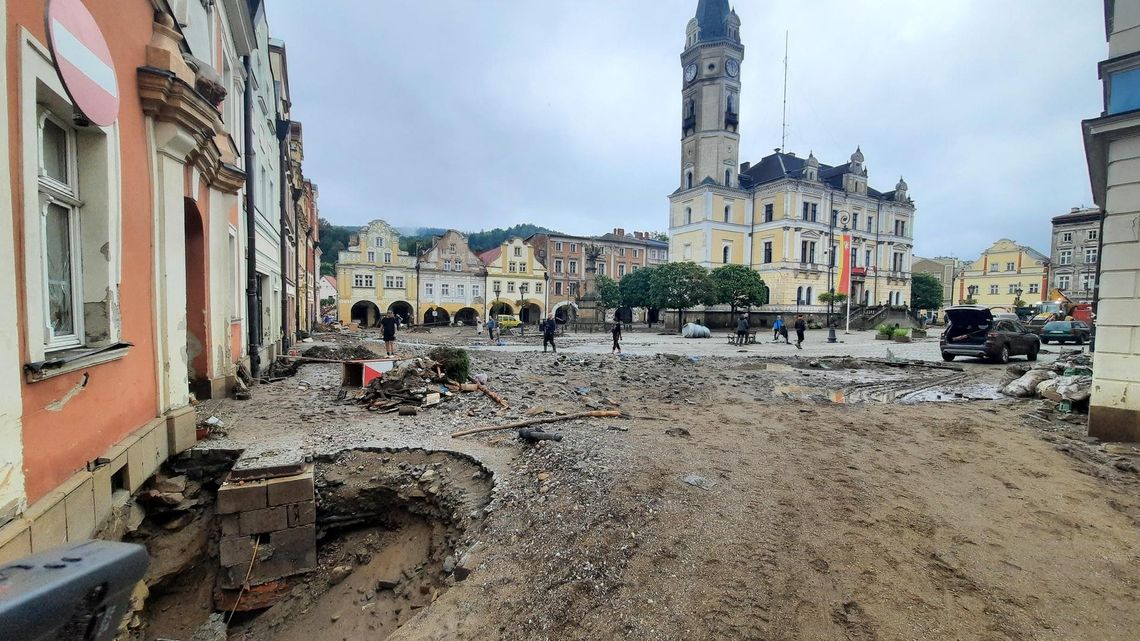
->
189;331;1139;641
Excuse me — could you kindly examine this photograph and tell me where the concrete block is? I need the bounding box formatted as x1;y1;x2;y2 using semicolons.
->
265;468;314;507
64;478;96;542
217;480;267;515
126;427;162;494
270;524;315;558
166;405;197;455
29;498;67;553
220;535;258;568
1094;353;1140;383
239;506;287;536
91;454;126;530
1090;405;1140;442
286;501;316;528
1097;299;1140;324
0;523;32;564
219;514;241;536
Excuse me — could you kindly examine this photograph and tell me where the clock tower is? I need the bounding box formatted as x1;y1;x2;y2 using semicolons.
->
680;0;743;190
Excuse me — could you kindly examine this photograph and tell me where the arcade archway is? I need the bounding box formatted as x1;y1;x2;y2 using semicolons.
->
351;301;381;327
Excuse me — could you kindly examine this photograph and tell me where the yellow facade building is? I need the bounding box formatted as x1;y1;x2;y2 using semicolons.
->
336;219;417;326
669;0;917;312
951;240;1050;308
418;230;487;326
480;237;549;324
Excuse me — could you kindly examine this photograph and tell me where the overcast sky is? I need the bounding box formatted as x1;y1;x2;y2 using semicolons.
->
266;0;1104;260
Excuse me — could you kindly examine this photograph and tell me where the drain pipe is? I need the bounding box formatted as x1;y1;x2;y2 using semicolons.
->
243;55;261;378
278;118;291;354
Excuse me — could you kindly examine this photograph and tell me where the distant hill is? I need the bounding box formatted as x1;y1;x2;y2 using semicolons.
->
318;221;560;274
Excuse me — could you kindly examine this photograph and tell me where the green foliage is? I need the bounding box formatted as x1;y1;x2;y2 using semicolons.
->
710;264;768;311
817;291;849;305
595;275;622;311
911;272;944;310
649;262;716;313
428;347;471;383
619;267;655;309
318;218;355;274
1012;298;1027;308
963;296;978;305
892;328;910;338
877;323;895;337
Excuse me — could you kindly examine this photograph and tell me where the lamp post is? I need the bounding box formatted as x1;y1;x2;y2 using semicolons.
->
493;284;502;321
968;285;979;303
1014;284;1023;306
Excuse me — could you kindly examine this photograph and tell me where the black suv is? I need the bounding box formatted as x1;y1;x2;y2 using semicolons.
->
940;306;1040;364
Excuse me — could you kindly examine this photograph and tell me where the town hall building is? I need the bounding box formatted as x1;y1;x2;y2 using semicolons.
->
669;0;917;311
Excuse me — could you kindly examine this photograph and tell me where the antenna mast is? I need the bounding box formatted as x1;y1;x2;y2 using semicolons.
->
781;31;789;150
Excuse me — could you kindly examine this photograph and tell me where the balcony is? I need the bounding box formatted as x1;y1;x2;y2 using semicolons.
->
725;110;739;127
852;267;867;281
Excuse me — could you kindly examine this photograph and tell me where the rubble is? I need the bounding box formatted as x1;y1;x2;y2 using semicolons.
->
1004;350;1095;415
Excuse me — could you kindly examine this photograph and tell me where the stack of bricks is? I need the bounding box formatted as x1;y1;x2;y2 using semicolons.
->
216;465;317;590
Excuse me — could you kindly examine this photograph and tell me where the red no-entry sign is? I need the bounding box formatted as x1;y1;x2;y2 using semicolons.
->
45;0;119;127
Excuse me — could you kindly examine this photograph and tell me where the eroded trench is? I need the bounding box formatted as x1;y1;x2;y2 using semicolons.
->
130;448;494;641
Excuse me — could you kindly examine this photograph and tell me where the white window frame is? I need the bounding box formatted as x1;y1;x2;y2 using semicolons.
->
555;281;563;296
441;283;450;297
395;277;405;289
1057;275;1071;290
1085;248;1098;263
456;284;465;297
367;251;375;262
453;261;462;272
570;243;577;253
507;282;516;293
354;274;374;288
1059;250;1072;265
514;246;523;257
385;276;395;288
1088;229;1099;241
1029;283;1040;294
424;282;434;296
535;283;543;294
384;252;392;263
1061;232;1072;243
555;259;563;273
37;110;84;350
472;285;480;297
990;285;999;295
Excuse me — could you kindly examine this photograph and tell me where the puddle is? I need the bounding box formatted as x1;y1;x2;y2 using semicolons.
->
777;383;1003;405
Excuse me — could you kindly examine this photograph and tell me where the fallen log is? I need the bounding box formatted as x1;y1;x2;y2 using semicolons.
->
478;384;509;409
451;410;622;438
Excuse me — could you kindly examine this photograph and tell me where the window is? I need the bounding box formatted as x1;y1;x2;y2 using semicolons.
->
683;244;693;260
763;203;773;222
1008;284;1018;295
456;284;465;297
618;264;626;277
569;282;580;295
894;220;907;236
800;241;816;264
633;249;640;258
809;203;818;222
395;277;404;288
535;283;543;294
374;237;384;247
472;285;480;297
723;205;732;222
1082;273;1095;291
687;172;693;189
725;169;732;185
449;243;457;253
1062;232;1073;243
507;282;516;293
569;260;578;274
570;243;578;253
1088;229;1099;241
514;247;523;257
1059;250;1072;265
441;283;450;296
1085;247;1099;263
1029;283;1039;294
492;281;502;294
442;259;451;271
509;262;517;273
797;286;804;304
555;242;563;251
832;210;839;226
384;252;392;263
684;208;692;225
424;282;433;296
990;285;999;295
989;264;999;273
385;276;395;288
555;259;564;273
851;212;860;230
763;241;772;264
1057;275;1071;291
867;216;874;232
892;253;905;272
650;250;657;259
865;249;873;268
598;263;606;276
354;274;374;288
619;247;626;257
555;281;563;296
851;250;858;268
37;113;83;349
1006;262;1016;272
722;245;731;264
454;261;462;272
367;251;375;262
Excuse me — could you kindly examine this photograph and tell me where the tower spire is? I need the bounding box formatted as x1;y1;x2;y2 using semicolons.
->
694;0;733;42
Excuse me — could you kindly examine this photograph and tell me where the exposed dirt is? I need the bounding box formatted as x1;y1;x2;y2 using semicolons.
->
192;333;1140;641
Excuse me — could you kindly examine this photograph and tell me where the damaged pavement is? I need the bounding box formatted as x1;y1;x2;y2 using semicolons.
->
117;328;1140;641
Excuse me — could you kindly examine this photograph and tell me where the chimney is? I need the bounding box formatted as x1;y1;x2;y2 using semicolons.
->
614;228;625;237
634;232;644;239
740;162;751;172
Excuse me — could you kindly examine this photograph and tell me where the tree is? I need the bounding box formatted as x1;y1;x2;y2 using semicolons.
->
817;291;849;305
710;264;768;314
911;272;944;310
595;275;622;316
619;267;655;309
649;262;717;333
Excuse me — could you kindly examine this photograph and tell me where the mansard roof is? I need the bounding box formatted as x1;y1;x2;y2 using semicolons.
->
739;151;907;203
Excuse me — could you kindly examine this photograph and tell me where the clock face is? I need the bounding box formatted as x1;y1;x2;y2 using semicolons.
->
726;58;740;77
684;64;698;83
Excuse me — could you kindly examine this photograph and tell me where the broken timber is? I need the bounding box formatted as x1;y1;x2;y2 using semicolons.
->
477;383;509;409
451;410;623;438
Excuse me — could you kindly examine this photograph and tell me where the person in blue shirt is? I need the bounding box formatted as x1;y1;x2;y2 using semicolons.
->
773;316;785;342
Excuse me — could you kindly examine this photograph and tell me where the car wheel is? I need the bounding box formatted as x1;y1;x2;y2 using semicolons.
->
995;344;1010;365
1041;338;1049;344
1076;336;1085;345
942;352;955;362
1027;344;1039;362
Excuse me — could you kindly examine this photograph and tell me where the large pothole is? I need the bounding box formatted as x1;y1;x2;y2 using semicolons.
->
137;447;494;641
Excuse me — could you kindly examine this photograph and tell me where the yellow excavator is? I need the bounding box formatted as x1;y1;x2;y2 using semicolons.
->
1026;289;1093;334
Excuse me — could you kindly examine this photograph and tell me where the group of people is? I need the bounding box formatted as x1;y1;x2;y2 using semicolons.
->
736;314;807;349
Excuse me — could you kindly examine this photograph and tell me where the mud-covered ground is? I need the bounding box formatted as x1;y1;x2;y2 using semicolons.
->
197;328;1140;641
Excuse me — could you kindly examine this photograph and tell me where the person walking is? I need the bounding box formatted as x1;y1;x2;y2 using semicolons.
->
380;311;399;357
486;317;496;343
542;314;558;353
772;315;785;342
794;314;807;350
611;322;623;354
735;314;750;346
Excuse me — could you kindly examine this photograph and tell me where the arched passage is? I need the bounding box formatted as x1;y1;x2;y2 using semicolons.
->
184;198;208;393
490;302;513;318
351;301;381;327
553;302;577;323
388;301;414;326
520;303;542;324
455;307;479;326
424;307;450;326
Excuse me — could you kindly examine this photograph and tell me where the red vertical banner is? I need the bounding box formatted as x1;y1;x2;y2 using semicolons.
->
837;234;853;295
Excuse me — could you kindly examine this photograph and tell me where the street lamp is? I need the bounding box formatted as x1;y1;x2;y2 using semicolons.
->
1014;284;1023;307
493;284;502;320
968;285;979;303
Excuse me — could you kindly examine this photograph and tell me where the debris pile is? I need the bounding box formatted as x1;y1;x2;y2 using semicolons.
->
304;344;381;361
1004;351;1094;413
356;357;452;413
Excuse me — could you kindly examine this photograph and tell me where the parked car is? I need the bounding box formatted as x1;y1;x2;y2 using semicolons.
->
495;314;521;330
940;305;1041;364
1039;320;1091;345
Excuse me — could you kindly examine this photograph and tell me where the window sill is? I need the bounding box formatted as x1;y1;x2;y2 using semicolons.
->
25;342;133;383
